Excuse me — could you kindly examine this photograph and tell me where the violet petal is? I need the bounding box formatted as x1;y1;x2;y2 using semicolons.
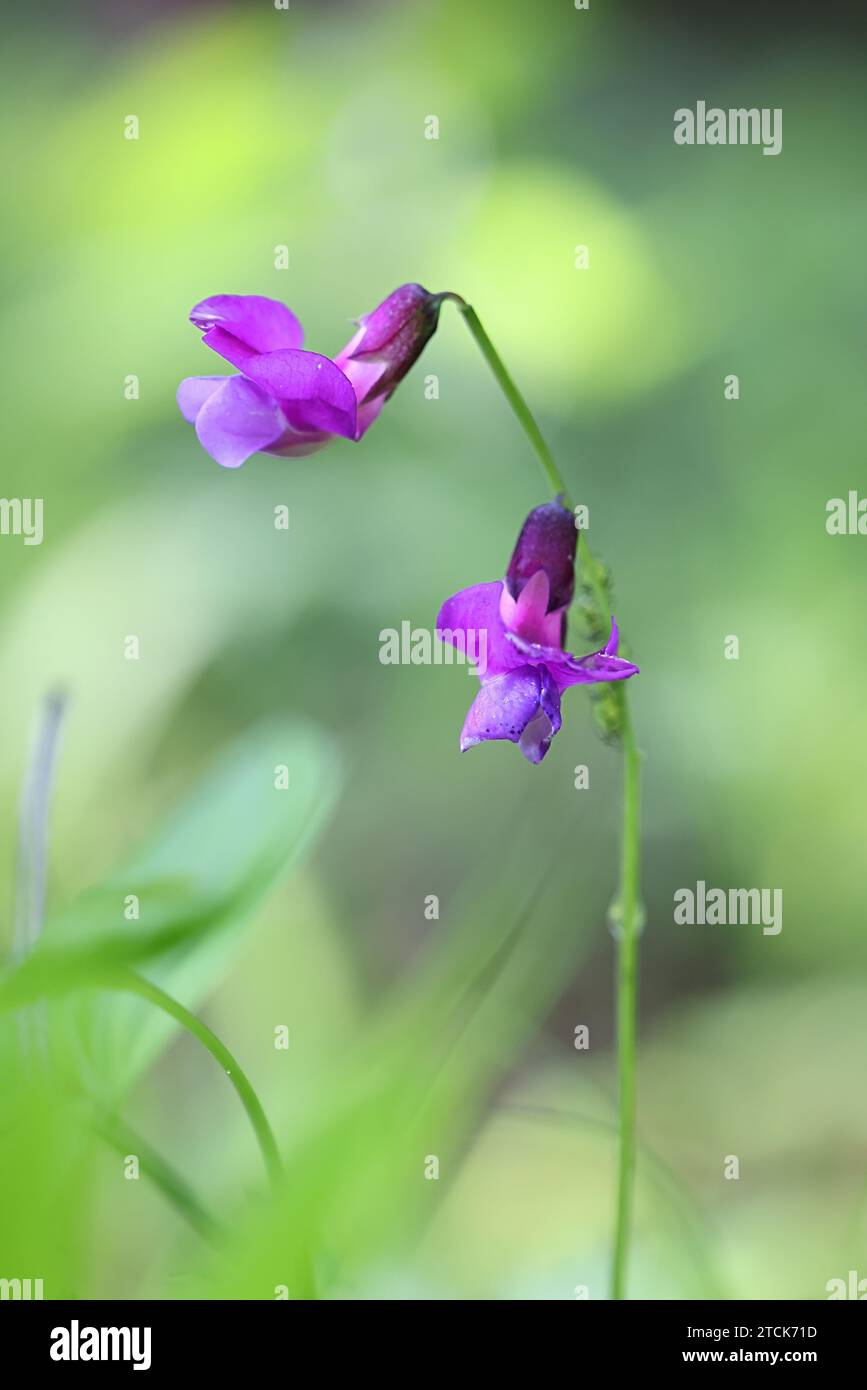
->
518;668;562;763
194;376;287;469
506;616;639;688
199;334;358;440
190;294;304;352
350;283;440;355
230;349;358;440
177;375;230;424
460;665;552;754
437;581;523;677
342;283;444;398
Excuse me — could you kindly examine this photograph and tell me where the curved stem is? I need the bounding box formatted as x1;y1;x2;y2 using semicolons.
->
454;301;572;504
111;970;283;1193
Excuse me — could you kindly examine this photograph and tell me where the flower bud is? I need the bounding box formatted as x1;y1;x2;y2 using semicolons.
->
343;283;445;400
506;501;577;612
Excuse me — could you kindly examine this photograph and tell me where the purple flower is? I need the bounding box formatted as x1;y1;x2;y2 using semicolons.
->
437;501;639;763
177;284;446;468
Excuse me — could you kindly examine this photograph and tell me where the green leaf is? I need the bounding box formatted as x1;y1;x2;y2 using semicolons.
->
0;719;341;1093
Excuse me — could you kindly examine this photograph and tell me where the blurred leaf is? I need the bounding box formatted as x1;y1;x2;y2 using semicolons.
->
0;719;341;1095
0;1056;95;1298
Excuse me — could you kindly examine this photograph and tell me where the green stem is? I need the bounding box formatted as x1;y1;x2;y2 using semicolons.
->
611;707;642;1299
452;300;572;504
93;1109;222;1246
111;970;283;1193
452;298;644;1300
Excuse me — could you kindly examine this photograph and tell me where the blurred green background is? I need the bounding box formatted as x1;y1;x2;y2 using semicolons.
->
1;0;865;1300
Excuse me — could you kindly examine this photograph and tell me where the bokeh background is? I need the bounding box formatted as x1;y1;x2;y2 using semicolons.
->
1;0;865;1300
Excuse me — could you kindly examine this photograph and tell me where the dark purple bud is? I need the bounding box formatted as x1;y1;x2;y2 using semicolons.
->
506;501;577;612
344;283;445;400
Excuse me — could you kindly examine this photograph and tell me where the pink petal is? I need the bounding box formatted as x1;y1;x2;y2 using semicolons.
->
240;350;358;440
200;335;360;442
177;375;230;424
437;581;523;677
190;294;304;352
460;665;561;763
194;376;287;469
506;617;639;688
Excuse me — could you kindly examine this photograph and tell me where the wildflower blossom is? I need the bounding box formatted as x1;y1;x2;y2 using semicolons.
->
437;501;639;763
177;284;446;467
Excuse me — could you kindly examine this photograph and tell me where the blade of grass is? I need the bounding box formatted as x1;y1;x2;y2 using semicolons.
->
92;1109;222;1247
107;970;283;1194
0;965;283;1194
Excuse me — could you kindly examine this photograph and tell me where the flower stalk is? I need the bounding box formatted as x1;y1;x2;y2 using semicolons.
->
611;703;642;1300
452;298;644;1299
451;298;572;505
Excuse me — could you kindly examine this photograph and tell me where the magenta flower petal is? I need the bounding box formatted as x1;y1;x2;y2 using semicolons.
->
201;326;257;374
437;581;522;677
340;283;445;400
436;504;639;762
354;391;388;439
351;284;435;354
180;284;450;464
267;428;331;459
190;294;304;352
333;333;389;411
553;648;639;686
177;375;230;424
506;615;639;688
461;664;561;763
520;672;562;764
239;350;358;440
193;376;287;469
350;283;440;355
197;333;358;440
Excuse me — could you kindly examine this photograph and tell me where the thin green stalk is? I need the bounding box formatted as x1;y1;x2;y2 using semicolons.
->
111;970;283;1193
451;298;644;1300
449;298;572;504
611;707;642;1299
93;1109;222;1245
